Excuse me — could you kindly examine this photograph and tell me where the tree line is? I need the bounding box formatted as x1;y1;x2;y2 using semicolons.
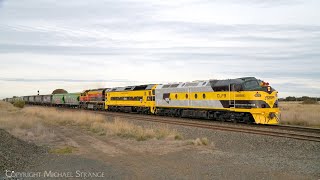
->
279;96;319;104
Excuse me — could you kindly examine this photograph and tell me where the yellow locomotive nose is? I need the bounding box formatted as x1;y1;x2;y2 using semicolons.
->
249;91;280;124
252;111;279;124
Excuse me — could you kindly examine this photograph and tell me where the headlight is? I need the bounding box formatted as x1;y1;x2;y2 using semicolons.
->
269;113;276;119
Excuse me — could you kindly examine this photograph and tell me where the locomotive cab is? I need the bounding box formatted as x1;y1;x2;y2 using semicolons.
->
241;78;275;94
238;77;280;124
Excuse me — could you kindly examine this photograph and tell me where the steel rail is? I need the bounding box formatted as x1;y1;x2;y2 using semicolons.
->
96;111;320;143
37;105;320;143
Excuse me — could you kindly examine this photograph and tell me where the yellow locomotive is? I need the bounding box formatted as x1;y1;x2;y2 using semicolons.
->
105;84;157;114
104;77;279;124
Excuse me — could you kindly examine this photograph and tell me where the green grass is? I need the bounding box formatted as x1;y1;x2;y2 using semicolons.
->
49;146;75;154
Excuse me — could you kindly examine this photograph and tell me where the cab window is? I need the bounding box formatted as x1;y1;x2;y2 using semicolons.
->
243;80;260;90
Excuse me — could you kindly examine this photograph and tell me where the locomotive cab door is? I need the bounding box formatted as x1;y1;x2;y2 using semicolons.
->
143;92;147;106
229;84;236;108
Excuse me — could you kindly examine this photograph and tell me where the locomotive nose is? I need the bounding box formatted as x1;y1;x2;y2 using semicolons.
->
269;112;276;119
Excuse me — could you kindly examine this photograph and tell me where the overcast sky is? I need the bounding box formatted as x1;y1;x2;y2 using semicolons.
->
0;0;319;99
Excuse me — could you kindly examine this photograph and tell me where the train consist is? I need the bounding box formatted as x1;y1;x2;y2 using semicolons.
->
3;77;280;124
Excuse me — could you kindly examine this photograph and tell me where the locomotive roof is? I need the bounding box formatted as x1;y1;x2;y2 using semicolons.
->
157;80;210;89
157;77;258;89
111;84;155;92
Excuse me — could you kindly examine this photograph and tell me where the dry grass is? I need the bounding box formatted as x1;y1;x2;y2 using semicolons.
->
0;101;19;112
279;102;320;127
0;101;182;141
187;137;209;146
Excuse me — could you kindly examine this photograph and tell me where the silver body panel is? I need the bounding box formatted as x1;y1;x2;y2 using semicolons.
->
155;80;224;108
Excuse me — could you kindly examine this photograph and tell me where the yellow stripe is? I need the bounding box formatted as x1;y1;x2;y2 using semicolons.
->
156;105;279;113
169;91;278;108
169;91;276;100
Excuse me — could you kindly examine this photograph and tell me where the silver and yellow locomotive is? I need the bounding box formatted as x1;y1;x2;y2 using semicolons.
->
154;77;279;124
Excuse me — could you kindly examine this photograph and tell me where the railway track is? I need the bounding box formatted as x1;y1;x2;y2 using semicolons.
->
263;124;320;134
95;111;320;143
43;106;320;143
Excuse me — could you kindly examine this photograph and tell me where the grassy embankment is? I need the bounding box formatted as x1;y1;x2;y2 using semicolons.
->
0;101;209;145
0;101;181;141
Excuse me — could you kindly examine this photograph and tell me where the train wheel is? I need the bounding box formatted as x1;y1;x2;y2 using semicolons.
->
175;109;181;117
244;114;252;124
231;114;237;123
154;108;159;115
219;116;225;122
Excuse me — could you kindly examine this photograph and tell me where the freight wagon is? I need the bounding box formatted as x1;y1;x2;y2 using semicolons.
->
52;94;65;106
42;95;52;106
64;93;80;108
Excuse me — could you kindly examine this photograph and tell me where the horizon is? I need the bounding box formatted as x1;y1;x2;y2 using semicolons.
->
2;77;319;99
1;0;319;99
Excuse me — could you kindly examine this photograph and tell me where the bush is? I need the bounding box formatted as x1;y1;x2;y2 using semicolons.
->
200;137;209;145
13;100;25;108
302;98;318;104
52;89;68;94
189;137;209;146
174;134;183;140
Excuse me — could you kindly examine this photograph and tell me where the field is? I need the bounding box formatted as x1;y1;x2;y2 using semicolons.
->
2;101;320;130
0;101;188;142
279;101;320;127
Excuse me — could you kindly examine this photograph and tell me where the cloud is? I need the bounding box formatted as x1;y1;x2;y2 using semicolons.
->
0;0;319;98
0;77;136;83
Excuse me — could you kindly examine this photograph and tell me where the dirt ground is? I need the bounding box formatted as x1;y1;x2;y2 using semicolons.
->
1;123;319;180
0;105;319;179
27;126;215;179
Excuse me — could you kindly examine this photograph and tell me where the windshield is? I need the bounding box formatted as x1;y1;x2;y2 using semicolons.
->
243;80;261;90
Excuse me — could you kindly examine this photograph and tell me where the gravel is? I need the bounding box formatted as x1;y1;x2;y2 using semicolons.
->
0;129;46;176
112;116;320;179
0;128;129;179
